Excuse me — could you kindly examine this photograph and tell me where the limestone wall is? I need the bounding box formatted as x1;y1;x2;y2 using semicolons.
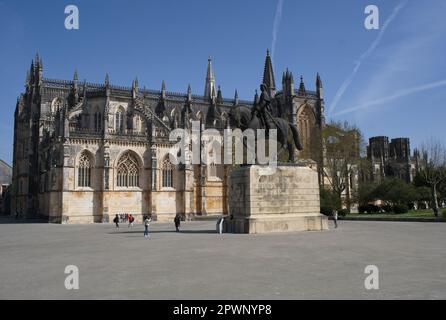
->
228;165;328;233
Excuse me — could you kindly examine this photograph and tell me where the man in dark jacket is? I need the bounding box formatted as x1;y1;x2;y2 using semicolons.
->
174;214;181;232
113;214;119;229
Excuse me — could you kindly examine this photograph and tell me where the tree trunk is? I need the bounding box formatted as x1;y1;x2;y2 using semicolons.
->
432;183;439;217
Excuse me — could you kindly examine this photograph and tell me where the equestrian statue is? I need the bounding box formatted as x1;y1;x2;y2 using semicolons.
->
228;83;302;162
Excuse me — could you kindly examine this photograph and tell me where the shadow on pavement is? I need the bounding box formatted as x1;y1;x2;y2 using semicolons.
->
0;216;48;224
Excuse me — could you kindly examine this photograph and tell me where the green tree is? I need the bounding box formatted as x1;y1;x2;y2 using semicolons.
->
419;140;446;217
357;181;377;206
322;121;362;212
373;178;417;206
415;186;432;202
320;187;341;215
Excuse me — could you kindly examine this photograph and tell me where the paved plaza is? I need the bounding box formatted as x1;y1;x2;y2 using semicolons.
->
0;219;445;299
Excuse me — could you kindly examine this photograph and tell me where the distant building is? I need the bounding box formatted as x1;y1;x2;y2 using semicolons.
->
366;136;419;183
0;159;12;214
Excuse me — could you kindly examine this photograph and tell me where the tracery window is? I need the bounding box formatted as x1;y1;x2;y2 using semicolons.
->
162;157;173;188
115;108;124;133
52;98;63;114
117;152;139;187
94;111;102;132
78;152;92;187
151;157;157;190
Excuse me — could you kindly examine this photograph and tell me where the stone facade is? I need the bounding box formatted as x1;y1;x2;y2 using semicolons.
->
11;52;325;223
227;164;328;233
366;136;420;183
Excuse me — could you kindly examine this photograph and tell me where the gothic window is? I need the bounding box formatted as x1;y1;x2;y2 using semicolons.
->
117;152;140;187
78;152;92;187
94;111;102;132
115;107;124;133
162;157;173;188
133;114;144;133
151;157;157;190
135;115;141;132
298;105;316;156
83;113;90;128
52;98;63;114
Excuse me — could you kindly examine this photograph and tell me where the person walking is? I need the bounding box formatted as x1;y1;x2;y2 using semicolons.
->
113;214;120;229
174;214;181;232
128;214;135;228
143;215;151;238
333;209;338;229
216;216;224;234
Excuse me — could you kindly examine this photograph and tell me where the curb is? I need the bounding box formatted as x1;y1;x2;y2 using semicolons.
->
335;217;446;223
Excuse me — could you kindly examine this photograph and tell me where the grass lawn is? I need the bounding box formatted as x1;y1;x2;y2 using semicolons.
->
348;209;442;219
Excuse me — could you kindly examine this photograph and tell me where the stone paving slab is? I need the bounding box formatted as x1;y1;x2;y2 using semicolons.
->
0;219;445;299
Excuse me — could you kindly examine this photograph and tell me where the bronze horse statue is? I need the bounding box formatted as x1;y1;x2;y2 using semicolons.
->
228;105;302;162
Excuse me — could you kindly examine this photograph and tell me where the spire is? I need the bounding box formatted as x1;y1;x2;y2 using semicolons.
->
216;86;223;104
161;80;166;99
316;72;323;99
316;72;322;88
282;69;294;97
132;77;139;98
262;49;276;96
83;79;87;99
298;76;306;96
71;69;79;105
105;73;110;87
211;85;216;104
254;89;259;105
234;89;239;105
30;59;34;76
25;70;30;88
187;84;192;101
34;52;40;70
204;57;216;100
34;53;43;86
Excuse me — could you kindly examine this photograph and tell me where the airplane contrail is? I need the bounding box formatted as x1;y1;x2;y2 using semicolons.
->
328;0;409;116
271;0;284;60
332;79;446;116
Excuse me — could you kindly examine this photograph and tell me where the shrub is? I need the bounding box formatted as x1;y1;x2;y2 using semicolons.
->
338;209;349;217
441;209;446;218
393;204;409;214
320;188;341;216
320;206;333;216
358;205;367;214
366;204;380;214
380;205;393;213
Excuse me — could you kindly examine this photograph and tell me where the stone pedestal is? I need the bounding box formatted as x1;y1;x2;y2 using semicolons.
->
227;164;328;234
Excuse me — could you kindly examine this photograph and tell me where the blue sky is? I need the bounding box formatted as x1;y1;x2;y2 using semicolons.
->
0;0;445;164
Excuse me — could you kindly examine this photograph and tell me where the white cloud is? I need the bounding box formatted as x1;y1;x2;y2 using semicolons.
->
271;0;284;60
333;79;446;116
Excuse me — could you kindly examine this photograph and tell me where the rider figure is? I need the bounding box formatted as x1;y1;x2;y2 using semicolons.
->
252;83;272;129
